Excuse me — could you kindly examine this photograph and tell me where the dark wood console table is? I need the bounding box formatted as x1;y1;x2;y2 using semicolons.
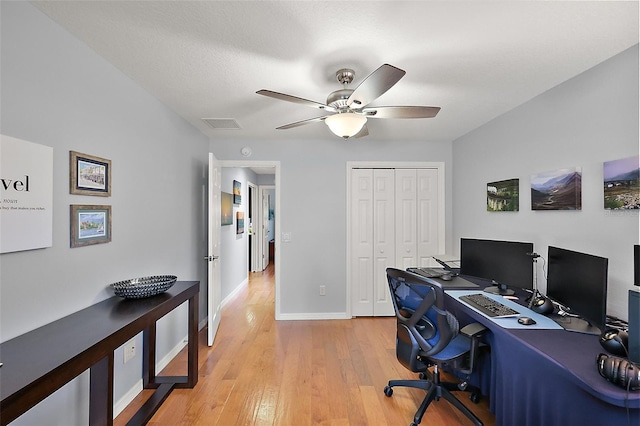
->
0;281;199;426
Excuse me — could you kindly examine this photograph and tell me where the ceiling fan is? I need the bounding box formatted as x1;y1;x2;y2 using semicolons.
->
257;64;441;139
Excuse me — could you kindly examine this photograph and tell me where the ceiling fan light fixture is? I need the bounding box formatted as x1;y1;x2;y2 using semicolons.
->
324;113;367;139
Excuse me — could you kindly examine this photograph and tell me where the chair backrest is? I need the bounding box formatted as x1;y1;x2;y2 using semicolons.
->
386;268;459;365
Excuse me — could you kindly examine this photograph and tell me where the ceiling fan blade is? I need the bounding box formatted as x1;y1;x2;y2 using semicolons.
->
362;106;441;119
257;90;336;113
276;115;327;130
347;64;406;108
353;124;369;138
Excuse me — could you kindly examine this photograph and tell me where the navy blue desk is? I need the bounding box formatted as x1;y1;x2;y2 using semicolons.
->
444;277;640;426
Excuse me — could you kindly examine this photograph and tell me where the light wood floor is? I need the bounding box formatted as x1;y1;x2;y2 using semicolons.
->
116;264;496;425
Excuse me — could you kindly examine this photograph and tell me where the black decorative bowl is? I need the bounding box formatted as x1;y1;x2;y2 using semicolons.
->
111;275;177;299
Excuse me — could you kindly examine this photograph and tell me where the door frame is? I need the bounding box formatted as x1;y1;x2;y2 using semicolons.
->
248;181;260;272
260;185;275;270
346;161;446;318
219;160;281;319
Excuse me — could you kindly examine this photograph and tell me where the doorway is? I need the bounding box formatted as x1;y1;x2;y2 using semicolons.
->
248;182;260;272
260;185;275;270
219;160;281;319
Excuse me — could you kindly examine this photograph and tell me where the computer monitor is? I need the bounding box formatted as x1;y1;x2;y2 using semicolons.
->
546;246;608;335
634;244;639;286
459;238;534;296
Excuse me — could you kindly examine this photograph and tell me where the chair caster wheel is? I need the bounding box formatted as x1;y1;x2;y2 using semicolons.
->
418;372;427;380
410;423;418;426
470;393;480;404
384;386;393;397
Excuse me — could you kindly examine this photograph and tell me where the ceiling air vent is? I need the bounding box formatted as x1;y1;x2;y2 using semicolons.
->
202;118;241;130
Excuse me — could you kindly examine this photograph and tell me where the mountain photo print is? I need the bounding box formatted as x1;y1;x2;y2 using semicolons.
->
603;155;640;210
531;167;582;210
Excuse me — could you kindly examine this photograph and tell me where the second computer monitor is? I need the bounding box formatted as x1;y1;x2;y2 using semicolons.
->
546;246;608;334
634;244;639;286
460;238;534;295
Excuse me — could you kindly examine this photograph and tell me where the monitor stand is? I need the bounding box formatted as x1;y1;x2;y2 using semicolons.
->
483;281;515;296
549;314;601;335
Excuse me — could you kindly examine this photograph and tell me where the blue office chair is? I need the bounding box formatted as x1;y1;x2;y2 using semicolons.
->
383;268;487;426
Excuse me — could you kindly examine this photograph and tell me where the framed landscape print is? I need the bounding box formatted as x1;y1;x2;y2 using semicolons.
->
70;151;111;196
531;167;582;210
603;155;639;210
70;204;111;247
487;178;519;211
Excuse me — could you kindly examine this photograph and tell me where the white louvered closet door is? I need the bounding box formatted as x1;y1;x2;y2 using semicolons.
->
395;169;440;269
350;169;395;316
350;167;441;317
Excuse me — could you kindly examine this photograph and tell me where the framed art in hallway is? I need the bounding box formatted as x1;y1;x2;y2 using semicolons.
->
70;204;111;247
233;180;241;204
236;211;244;234
221;192;233;225
70;151;111;196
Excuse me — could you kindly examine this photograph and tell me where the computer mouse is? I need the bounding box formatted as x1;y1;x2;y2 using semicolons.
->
440;273;453;281
518;316;536;325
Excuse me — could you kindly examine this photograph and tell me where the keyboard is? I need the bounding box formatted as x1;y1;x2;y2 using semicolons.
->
407;267;445;278
459;293;520;318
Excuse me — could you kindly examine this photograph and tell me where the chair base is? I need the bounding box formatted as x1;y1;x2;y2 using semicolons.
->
384;369;483;426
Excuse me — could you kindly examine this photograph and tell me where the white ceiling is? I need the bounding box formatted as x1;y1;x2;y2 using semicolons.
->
32;1;639;143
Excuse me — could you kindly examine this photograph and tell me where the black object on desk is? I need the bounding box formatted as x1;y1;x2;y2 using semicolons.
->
517;316;536;325
459;293;520;318
407;267;446;278
0;281;199;426
407;267;479;289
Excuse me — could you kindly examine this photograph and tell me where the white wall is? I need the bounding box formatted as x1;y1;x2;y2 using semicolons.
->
452;45;639;319
0;2;209;424
211;138;454;315
219;167;258;300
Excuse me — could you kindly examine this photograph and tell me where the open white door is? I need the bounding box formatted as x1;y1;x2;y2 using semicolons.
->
207;152;222;346
261;188;270;270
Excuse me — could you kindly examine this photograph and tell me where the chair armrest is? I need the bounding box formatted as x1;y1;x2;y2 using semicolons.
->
460;322;486;338
459;323;487;375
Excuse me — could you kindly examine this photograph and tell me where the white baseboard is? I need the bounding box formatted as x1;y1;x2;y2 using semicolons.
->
221;277;248;308
157;334;189;372
276;312;351;320
113;335;188;419
114;379;143;418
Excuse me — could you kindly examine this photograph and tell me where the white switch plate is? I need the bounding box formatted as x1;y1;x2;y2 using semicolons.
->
123;339;136;363
282;232;292;242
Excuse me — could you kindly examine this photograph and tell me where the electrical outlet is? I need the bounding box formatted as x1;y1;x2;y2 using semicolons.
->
123;339;136;363
319;285;326;296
